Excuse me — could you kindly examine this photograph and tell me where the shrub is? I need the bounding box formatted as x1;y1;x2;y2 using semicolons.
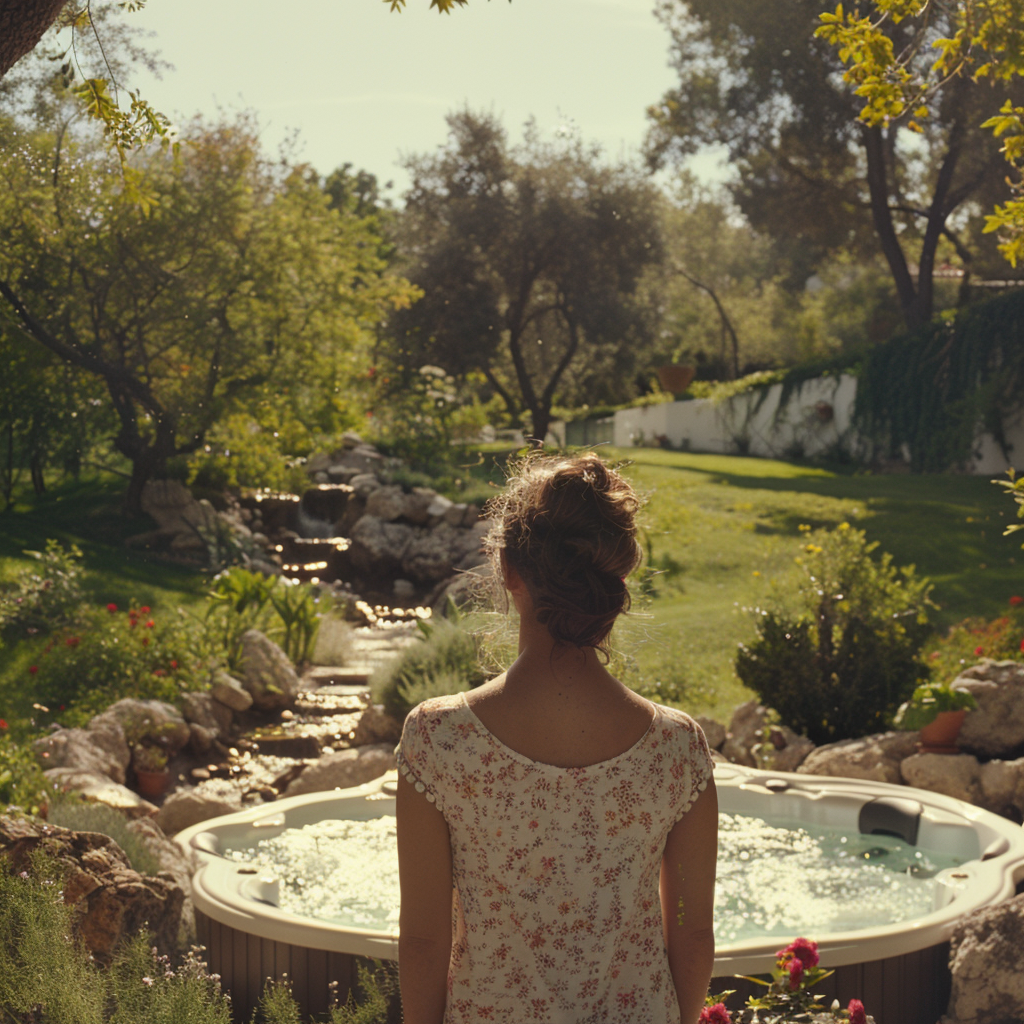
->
0;540;84;636
923;598;1024;682
0;729;50;815
371;615;485;722
736;523;934;745
45;797;159;876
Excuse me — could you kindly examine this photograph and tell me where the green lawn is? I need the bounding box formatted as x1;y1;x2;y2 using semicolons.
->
607;448;1020;722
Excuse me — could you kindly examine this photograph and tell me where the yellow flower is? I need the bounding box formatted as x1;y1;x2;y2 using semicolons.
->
798;524;811;532
838;522;850;531
752;570;761;577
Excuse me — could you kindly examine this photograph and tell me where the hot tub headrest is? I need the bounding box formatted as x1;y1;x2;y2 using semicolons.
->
859;796;923;846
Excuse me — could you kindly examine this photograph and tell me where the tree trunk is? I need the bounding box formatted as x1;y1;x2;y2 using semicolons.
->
0;0;68;79
29;453;45;495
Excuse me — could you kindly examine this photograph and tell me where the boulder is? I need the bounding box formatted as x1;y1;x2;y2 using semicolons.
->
125;816;196;938
758;725;815;772
210;671;254;712
33;728;128;785
285;744;396;796
43;768;158;819
239;630;300;712
695;716;727;751
340;431;364;449
0;814;183;961
87;716;132;777
348;473;381;499
306;452;332;475
946;893;1024;1024
349;705;403;747
180;691;231;737
461;503;481;527
900;752;981;803
721;700;770;767
427;494;454;522
977;758;1024;821
187;723;217;756
139;478;198;533
348;515;414;576
955;660;1024;759
90;700;191;756
392;578;416;603
332;447;383;475
796;731;920;785
401;523;463;584
365;484;406;522
155;778;245;835
443;502;468;527
402;488;437;525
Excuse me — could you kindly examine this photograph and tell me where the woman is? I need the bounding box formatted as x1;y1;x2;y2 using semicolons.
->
396;453;718;1024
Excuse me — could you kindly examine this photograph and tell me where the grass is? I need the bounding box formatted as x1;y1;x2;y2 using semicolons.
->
604;448;1020;722
2;453;1019;729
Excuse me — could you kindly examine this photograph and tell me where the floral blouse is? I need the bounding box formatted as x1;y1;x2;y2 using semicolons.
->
396;692;714;1024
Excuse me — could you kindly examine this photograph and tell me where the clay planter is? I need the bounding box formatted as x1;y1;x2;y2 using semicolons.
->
656;364;696;396
134;768;172;799
917;709;968;754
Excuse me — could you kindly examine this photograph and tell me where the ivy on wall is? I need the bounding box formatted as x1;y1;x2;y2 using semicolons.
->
853;290;1024;471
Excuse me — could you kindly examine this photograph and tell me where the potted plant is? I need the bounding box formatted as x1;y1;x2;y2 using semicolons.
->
132;743;171;798
893;681;978;754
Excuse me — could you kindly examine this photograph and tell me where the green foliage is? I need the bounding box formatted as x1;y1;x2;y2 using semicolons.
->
371;615;485;721
853;290;1024;471
736;523;934;744
204;568;322;671
46;797;159;876
923;598;1024;683
0;540;85;635
0;730;50;814
255;979;303;1024
893;681;978;731
329;962;397;1024
18;602;206;727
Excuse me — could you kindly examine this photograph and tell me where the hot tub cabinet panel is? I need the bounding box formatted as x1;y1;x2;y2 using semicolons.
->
180;767;1024;1024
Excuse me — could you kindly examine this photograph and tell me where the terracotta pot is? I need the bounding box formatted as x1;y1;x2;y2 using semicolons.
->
656;364;696;396
917;709;968;754
135;768;171;799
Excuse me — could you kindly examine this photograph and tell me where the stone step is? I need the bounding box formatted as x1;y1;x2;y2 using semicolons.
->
303;665;373;687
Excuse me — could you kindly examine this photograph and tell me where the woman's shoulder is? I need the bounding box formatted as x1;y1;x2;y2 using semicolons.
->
651;703;704;734
403;693;468;735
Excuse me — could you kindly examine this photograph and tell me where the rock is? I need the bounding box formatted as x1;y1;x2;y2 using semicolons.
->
977;758;1024;820
139;478;199;533
695;715;726;751
427;494;454;521
155;779;245;835
392;578;416;603
43;769;158;819
402;488;436;525
90;700;191;756
326;464;356;483
721;700;770;767
313;470;329;484
210;671;254;712
401;521;481;584
365;484;406;521
797;731;920;785
239;630;300;712
348;515;414;577
284;744;396;796
350;705;403;747
443;502;468;526
33;728;128;785
955;660;1024;759
758;725;815;772
0;814;183;961
946;893;1024;1024
187;723;216;756
124;817;195;938
348;473;381;499
430;564;492;615
900;752;981;803
340;431;363;449
332;447;383;475
306;452;332;475
180;691;231;737
461;503;481;527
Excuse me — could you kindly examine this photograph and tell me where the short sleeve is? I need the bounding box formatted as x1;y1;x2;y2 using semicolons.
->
395;702;445;811
668;713;715;826
688;722;714;808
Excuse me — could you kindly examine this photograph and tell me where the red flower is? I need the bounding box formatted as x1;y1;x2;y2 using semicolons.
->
1010;595;1023;606
776;937;819;969
0;719;7;730
170;660;178;669
786;957;804;990
153;669;165;677
1020;636;1024;653
847;999;867;1024
65;636;80;647
974;645;984;656
140;606;151;614
145;620;155;629
141;637;150;646
28;665;38;675
699;1004;731;1024
106;603;118;613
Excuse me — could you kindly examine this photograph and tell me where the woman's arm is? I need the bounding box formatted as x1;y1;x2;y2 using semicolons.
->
660;778;719;1024
396;771;453;1024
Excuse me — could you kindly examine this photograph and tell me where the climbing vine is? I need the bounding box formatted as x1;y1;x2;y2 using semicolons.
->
853;290;1024;471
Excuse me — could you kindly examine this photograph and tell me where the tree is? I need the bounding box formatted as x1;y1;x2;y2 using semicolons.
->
646;0;1023;330
389;111;663;441
817;0;1024;266
0;107;417;514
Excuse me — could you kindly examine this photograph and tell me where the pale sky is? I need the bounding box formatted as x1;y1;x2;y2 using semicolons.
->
119;0;724;200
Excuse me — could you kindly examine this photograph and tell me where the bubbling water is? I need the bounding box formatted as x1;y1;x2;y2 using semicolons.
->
223;812;965;940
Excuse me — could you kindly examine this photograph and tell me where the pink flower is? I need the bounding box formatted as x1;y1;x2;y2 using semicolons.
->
786;957;804;990
106;603;118;613
699;1004;731;1024
1010;595;1023;606
776;937;819;969
974;645;984;656
847;999;867;1024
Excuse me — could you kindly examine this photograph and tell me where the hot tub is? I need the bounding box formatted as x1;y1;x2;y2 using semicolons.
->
177;764;1024;1023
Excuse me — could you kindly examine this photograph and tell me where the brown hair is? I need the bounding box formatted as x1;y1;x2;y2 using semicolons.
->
484;452;642;653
